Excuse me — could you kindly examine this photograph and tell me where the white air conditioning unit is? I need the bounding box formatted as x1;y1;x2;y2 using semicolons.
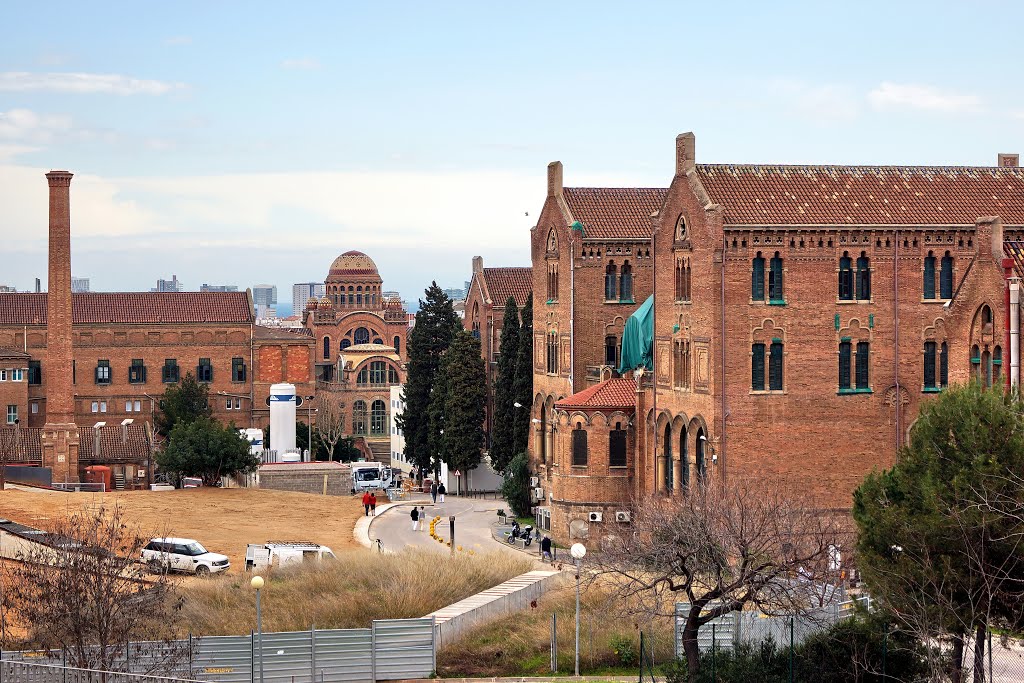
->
532;487;544;502
615;511;631;523
529;476;539;487
588;511;603;523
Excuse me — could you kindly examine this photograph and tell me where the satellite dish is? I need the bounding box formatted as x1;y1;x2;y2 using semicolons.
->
296;396;304;407
265;397;271;406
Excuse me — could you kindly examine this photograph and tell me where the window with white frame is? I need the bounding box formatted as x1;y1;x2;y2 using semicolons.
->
6;405;17;424
31;403;38;414
0;370;6;381
10;368;23;381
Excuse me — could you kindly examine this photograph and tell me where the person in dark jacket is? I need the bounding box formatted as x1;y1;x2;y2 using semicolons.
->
410;506;420;531
541;536;553;562
430;481;438;503
438;482;446;503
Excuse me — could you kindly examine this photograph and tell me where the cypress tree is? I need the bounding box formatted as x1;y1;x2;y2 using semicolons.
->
397;282;461;476
435;331;487;479
512;293;533;457
489;296;520;472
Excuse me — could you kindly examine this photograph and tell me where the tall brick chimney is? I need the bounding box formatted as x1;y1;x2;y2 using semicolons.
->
676;132;696;176
41;170;80;483
472;256;483;274
547;161;563;198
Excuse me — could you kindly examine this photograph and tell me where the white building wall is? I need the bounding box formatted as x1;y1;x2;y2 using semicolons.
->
389;385;410;476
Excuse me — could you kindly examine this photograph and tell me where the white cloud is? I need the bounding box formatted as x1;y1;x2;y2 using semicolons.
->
0;109;73;143
868;82;983;114
0;72;185;96
280;58;321;70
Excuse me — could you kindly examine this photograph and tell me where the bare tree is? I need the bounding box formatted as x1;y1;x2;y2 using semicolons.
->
314;394;347;461
594;475;845;678
0;504;183;673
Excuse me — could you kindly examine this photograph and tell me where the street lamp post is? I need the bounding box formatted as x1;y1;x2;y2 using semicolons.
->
251;575;265;683
570;542;587;676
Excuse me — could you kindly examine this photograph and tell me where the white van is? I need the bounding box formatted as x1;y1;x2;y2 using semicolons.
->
351;461;392;492
244;541;337;571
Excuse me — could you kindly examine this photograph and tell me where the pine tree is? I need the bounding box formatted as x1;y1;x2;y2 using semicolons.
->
434;331;487;479
512;293;533;458
489;297;520;472
396;282;461;476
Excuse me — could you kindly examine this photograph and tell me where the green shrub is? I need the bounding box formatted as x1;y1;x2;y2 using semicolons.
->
609;633;638;666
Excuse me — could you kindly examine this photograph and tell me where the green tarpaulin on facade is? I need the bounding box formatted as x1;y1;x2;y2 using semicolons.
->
617;295;653;375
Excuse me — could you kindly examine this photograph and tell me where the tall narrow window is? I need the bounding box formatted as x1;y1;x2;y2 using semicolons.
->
839;340;852;390
620;262;633;302
605;335;618;366
609;424;627;467
128;359;146;384
838;252;853;300
971;344;981;382
923;251;936;299
28;360;41;385
539;405;547;464
751;252;765;301
353;401;367;435
695;428;706;486
232;357;246;382
940;342;949;387
547;332;559;374
983;348;992;388
371;399;387;435
162;359;179;383
679;428;689;490
323;336;331;360
751;343;766;390
663;423;673;492
856;252;871;300
940;251;954;299
605;262;617;300
196;358;213;383
769;340;784;391
675;259;683;300
924;341;937;389
993;346;1003;386
95;360;111;385
769;252;784;302
394;336;401;354
571;426;588;466
683;260;691;301
855;341;870;389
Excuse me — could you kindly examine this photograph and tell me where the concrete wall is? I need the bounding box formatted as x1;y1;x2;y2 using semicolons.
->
258;466;352;496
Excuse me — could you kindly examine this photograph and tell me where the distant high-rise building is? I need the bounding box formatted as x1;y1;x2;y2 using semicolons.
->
153;275;184;292
71;277;90;293
382;290;401;299
0;285;16;293
292;282;325;315
34;278;41;293
442;287;465;301
252;284;278;317
201;283;239;292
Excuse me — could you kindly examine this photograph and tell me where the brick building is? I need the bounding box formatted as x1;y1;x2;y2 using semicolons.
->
303;251;409;462
463;256;532;443
530;133;1024;544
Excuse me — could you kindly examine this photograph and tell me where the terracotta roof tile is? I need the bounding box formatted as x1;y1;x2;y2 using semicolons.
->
562;188;667;239
556;377;636;411
696;164;1024;226
1004;242;1024;278
254;325;314;339
0;427;41;462
482;267;532;308
78;424;153;462
0;292;254;326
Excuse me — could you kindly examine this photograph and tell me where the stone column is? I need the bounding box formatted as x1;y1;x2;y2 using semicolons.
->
41;171;80;483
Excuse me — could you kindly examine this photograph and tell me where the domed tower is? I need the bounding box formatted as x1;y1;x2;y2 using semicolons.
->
325;250;383;310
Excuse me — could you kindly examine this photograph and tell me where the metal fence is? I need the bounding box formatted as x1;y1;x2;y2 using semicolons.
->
1;619;435;683
0;659;197;682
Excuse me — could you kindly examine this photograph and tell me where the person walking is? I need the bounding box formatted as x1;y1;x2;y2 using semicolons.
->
541;535;553;563
419;506;426;530
430;481;438;504
410;505;420;531
362;491;371;516
369;492;378;516
438;482;446;503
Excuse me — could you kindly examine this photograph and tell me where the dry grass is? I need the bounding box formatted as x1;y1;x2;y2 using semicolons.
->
179;549;532;635
437;583;676;678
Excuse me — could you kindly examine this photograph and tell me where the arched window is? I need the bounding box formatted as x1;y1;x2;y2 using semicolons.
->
679;426;689;491
940;251;954;299
372;337;383;345
539;405;547;463
323;336;331;360
751;342;766;391
352;401;367;435
605;335;619;366
663;423;673;492
695;428;707;486
940;342;949;388
856;252;871;300
340;339;351;351
856;341;870;389
605;262;617;301
547;332;559;374
983;305;993;326
388;366;399;384
839;340;852;390
751;252;765;301
354;327;370;345
571;424;588;466
609;422;627;467
924;341;937;389
683;260;691;301
971;344;982;382
838;252;853;300
983;348;992;388
993;346;1003;386
923;251;936;299
370;399;387;435
356;286;363;306
620;262;633;302
769;252;784;302
394;336;401;354
347;287;354;305
769;340;784;390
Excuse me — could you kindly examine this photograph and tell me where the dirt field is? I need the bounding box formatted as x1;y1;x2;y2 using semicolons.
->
0;487;364;570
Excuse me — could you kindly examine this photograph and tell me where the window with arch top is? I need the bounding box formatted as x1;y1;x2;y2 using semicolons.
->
571;424;588;466
353;327;370;345
940;251;954;299
352;400;367;435
370;399;387;435
838;252;853;300
619;262;633;302
751;252;765;301
924;251;937;299
609;422;627;467
605;262;617;300
856;252;871;300
769;252;784;302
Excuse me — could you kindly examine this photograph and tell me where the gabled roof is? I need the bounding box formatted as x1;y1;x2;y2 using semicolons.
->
556;377;636;411
562;188;667;240
0;292;254;326
480;267;532;308
254;325;313;340
0;427;41;461
78;424;153;462
0;348;31;360
695;164;1024;226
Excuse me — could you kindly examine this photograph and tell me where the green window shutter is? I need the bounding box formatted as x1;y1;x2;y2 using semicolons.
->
769;255;783;301
751;343;765;390
839;341;852;390
923;341;937;389
751;257;765;301
838;256;853;300
940;254;954;299
769;342;783;391
856;255;871;300
856;341;870;389
940;342;949;387
923;255;936;299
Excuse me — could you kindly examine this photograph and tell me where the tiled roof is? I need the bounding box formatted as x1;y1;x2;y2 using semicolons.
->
78;424;152;462
482;267;532;308
0;292;254;326
562;188;667;239
696;164;1024;226
1004;242;1024;278
0;427;42;461
0;348;31;359
556;377;636;411
254;325;314;339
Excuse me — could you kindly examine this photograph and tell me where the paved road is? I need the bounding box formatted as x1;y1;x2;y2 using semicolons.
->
367;494;526;557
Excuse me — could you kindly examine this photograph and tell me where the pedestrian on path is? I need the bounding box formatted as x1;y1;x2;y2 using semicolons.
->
438;482;446;503
370;492;377;516
362;491;371;516
419;506;426;530
410;506;420;531
430;481;438;504
541;536;552;563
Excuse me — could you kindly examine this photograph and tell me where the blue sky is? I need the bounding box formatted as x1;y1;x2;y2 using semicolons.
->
2;1;1021;313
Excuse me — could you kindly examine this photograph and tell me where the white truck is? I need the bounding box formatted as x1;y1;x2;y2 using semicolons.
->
244;541;337;571
351;461;393;492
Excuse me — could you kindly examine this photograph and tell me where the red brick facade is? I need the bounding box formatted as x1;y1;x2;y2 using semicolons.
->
531;133;1024;545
